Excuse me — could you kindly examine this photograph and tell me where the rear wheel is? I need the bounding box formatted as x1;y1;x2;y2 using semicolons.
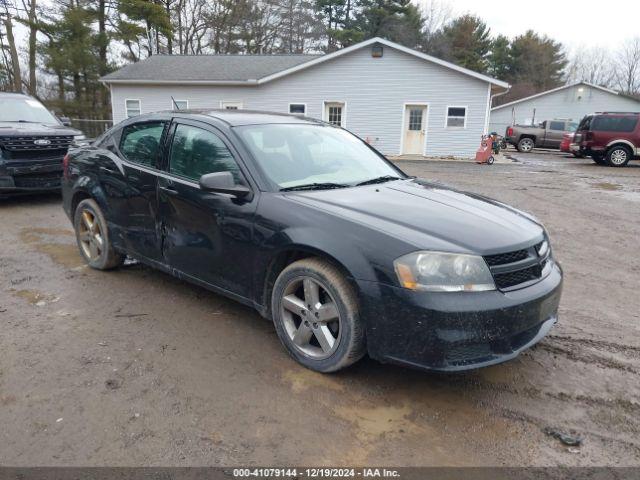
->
73;199;124;270
517;137;534;153
606;145;631;167
271;258;365;372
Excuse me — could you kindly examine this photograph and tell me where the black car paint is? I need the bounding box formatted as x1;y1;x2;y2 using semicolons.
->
62;110;562;371
0;116;82;195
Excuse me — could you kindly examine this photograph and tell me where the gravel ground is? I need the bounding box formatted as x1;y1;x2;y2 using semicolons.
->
0;150;639;467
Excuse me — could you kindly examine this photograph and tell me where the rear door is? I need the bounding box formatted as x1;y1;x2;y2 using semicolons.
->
158;118;258;298
117;120;169;261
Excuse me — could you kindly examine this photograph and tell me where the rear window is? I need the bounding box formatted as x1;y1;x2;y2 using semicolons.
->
590;116;638;132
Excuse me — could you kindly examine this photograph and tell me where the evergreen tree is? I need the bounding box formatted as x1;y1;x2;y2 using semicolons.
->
355;0;423;48
433;14;492;73
508;30;566;90
488;34;510;79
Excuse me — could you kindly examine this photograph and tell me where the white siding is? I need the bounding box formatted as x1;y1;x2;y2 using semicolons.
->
109;46;491;158
489;84;640;135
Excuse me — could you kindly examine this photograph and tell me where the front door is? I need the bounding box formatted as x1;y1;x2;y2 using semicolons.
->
158;119;257;298
402;105;427;155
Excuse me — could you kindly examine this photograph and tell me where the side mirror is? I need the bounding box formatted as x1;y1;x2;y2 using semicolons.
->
199;171;252;199
58;116;72;127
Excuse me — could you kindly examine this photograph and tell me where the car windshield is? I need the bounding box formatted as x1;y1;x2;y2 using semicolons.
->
0;97;60;124
235;124;403;190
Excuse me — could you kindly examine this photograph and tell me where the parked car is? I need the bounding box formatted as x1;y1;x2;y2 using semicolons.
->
560;133;585;158
505;119;578;153
62;110;562;373
0;92;86;196
571;112;640;167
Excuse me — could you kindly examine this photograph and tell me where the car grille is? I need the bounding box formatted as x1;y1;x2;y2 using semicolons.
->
12;171;62;189
0;136;73;160
484;241;550;291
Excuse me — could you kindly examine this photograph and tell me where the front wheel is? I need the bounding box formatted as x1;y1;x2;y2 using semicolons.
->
606;146;631;167
271;258;365;372
73;198;124;270
517;137;534;153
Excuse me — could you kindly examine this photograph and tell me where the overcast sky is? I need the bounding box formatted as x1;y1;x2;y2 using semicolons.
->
424;0;637;51
10;0;638;53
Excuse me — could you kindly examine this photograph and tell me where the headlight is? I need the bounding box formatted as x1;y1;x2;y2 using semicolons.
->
72;134;88;147
394;251;495;292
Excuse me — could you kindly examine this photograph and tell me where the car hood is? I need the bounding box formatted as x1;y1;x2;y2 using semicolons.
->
0;121;82;137
285;179;544;254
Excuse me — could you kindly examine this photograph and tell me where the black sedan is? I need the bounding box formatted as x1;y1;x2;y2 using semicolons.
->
61;110;562;373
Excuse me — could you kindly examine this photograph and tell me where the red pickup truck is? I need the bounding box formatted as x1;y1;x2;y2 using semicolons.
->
571;112;640;167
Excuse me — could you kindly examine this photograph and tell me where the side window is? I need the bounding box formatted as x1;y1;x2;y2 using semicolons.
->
119;122;166;167
591;116;638;132
169;124;240;182
549;121;565;131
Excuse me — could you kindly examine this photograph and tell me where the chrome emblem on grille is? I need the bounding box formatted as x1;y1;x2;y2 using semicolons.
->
34;139;51;145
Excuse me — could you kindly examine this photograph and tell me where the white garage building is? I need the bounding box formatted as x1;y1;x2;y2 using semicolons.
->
490;81;640;134
102;37;509;158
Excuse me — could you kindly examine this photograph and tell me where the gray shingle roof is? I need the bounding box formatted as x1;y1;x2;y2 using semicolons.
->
101;54;321;83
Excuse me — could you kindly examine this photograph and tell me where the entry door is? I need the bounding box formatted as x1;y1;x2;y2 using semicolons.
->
402;105;427;155
158;120;257;298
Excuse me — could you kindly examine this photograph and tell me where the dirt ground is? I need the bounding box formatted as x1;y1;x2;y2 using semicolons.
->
1;150;639;467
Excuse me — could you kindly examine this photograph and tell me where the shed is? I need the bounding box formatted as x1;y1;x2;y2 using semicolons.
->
102;37;509;158
489;81;640;134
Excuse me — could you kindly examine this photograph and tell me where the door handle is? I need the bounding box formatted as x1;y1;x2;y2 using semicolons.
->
159;185;179;196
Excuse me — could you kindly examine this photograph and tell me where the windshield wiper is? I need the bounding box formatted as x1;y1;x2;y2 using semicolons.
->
355;175;402;186
280;182;349;192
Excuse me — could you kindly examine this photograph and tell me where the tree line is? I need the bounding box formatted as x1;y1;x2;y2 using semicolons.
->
1;0;639;120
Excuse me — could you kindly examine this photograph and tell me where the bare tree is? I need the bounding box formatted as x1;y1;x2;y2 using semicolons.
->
1;1;23;92
615;37;640;95
566;46;615;88
416;0;452;52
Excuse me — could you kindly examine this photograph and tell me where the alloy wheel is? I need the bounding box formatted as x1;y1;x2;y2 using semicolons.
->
520;139;533;152
610;148;627;166
78;209;103;261
280;276;341;359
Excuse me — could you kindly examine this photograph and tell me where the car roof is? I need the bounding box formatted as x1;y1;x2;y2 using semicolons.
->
160;109;325;127
0;92;33;99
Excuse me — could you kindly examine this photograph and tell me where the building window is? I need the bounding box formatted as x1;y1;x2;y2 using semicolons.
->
221;101;243;110
289;103;306;115
325;102;344;127
126;99;141;118
446;106;466;128
172;99;188;110
408;108;423;131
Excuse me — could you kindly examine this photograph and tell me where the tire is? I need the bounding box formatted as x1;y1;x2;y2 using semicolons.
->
73;198;124;270
591;154;606;165
271;258;365;372
487;156;495;165
517;137;535;153
606;145;631;167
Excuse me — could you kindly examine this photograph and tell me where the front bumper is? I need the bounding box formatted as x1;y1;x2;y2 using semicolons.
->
0;160;63;195
569;143;580;152
358;261;563;371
